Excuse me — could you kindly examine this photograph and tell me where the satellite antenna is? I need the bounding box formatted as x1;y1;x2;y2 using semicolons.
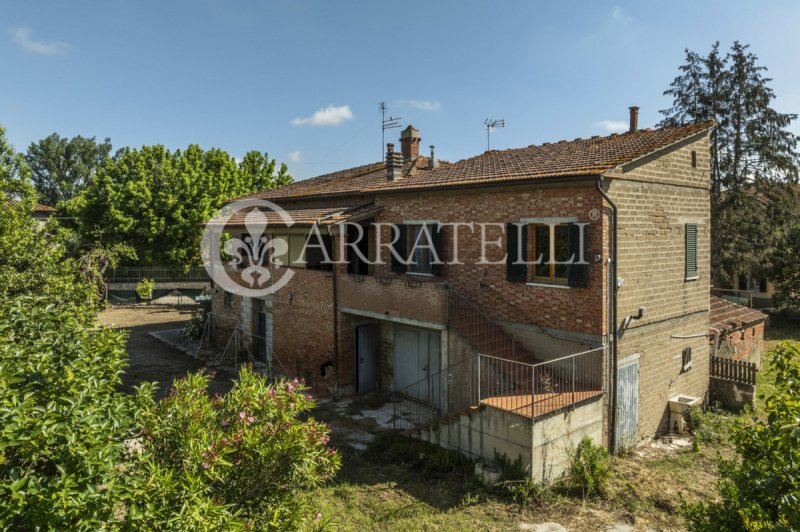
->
380;102;402;158
484;118;505;151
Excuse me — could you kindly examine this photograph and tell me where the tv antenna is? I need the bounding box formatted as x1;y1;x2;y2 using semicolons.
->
484;118;505;151
380;102;402;158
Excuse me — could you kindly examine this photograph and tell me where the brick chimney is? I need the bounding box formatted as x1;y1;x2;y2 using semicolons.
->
629;106;639;133
400;125;421;160
386;143;404;181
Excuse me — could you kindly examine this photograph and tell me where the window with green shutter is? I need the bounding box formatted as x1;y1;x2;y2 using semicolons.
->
685;224;698;280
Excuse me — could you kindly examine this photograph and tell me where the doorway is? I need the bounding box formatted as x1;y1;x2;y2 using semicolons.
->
355;324;379;394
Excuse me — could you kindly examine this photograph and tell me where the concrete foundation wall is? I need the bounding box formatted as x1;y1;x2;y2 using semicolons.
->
415;406;533;473
709;378;756;412
531;398;604;483
414;397;604;484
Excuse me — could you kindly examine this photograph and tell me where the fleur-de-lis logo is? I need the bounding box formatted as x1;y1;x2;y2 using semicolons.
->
201;199;296;297
223;209;289;288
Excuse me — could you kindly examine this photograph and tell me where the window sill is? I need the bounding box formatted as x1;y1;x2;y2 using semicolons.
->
526;282;570;289
685;276;699;282
407;272;434;277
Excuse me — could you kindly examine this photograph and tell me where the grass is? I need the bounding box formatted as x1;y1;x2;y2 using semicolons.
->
309;321;800;531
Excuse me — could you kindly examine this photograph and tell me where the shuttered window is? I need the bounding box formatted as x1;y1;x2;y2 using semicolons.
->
685;224;698;280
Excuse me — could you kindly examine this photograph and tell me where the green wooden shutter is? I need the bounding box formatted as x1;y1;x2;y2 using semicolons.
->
506;223;528;283
567;223;589;288
390;223;407;273
431;223;445;277
685;224;698;279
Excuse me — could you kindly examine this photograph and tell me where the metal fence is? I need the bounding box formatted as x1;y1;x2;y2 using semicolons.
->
392;347;605;431
477;347;605;419
108;266;210;283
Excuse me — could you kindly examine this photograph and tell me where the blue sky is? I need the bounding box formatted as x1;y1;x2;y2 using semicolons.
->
2;0;800;179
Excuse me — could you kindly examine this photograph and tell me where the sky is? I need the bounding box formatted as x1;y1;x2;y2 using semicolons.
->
2;0;800;180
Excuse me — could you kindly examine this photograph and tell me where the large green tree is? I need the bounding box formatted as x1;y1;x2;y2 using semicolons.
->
660;42;800;288
67;144;291;266
25;133;112;206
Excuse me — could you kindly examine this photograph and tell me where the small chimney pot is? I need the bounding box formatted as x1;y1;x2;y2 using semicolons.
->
629;106;639;133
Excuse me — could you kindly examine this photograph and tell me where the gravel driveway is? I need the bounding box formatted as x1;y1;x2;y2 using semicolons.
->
99;305;236;399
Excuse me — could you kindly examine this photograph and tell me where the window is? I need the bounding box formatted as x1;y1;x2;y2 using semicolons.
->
224;291;232;309
391;223;444;276
682;347;692;372
409;224;433;274
506;221;589;288
691;150;697;168
272;234;320;269
685;224;698;280
532;223;570;283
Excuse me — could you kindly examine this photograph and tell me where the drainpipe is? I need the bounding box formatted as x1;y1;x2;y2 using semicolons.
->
322;223;340;396
709;327;721;358
596;177;619;451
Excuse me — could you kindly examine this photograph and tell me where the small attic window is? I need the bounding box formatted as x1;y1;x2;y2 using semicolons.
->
691;151;697;168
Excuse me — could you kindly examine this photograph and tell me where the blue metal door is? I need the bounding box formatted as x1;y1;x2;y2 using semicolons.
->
615;354;639;453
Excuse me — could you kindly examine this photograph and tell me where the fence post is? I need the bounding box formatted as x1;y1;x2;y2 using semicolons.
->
571;355;576;408
477;355;481;405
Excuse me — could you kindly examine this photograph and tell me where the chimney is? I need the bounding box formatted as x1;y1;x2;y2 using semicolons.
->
628;106;639;133
386;143;404;181
400;125;421;160
429;145;438;169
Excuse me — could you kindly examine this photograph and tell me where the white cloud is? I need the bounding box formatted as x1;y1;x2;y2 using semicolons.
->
595;120;628;133
291;104;353;126
408;99;441;111
611;5;633;23
287;150;302;163
9;27;69;55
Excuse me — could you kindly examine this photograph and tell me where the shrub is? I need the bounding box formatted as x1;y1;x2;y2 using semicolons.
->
135;278;155;303
683;342;800;531
130;368;340;530
685;403;737;450
0;296;140;529
182;298;211;340
568;436;611;498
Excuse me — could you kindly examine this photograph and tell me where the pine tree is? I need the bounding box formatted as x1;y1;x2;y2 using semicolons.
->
660;42;800;293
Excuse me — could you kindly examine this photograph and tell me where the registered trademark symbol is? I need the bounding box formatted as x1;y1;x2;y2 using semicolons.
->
589;208;600;221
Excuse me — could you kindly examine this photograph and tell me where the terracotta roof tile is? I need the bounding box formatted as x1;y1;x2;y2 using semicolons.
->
710;295;768;332
205;202;380;228
237;121;714;202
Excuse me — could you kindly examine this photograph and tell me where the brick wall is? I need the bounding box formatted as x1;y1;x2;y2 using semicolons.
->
609;133;712;439
716;321;766;369
372;182;606;338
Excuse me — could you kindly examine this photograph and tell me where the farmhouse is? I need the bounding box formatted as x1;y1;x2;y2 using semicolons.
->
206;112;715;480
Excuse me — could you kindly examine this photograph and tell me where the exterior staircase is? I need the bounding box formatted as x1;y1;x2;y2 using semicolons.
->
448;289;539;365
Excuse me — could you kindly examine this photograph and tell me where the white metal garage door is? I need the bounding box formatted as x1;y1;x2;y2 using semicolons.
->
394;326;441;405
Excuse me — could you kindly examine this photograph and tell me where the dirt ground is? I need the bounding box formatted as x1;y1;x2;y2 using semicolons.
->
99;304;236;399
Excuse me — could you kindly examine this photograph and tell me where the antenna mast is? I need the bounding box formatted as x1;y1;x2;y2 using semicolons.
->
380;102;402;158
484;118;505;151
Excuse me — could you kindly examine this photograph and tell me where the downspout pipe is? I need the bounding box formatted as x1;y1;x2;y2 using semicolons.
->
321;221;340;396
596;177;619;451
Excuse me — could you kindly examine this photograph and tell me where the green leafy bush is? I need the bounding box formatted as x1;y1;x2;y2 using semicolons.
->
568;436;611;499
493;452;551;505
131;368;340;529
685;403;737;450
683;342;800;531
0;296;140;529
135;278;155;302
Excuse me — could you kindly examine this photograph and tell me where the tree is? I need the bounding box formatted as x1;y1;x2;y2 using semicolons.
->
67;144;292;266
239;150;292;192
660;42;800;286
25;133;112;206
683;342;800;530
